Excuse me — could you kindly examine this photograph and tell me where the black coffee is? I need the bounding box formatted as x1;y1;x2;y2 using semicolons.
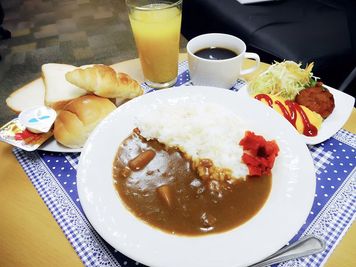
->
194;47;238;60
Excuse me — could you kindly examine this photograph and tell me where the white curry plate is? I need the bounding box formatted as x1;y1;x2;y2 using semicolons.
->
77;86;316;267
237;84;355;145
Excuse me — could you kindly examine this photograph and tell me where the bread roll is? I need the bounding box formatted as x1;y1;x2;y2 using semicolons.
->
65;64;143;99
53;95;116;148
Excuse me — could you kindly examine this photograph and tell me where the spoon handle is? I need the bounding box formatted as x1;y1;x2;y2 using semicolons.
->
250;235;325;267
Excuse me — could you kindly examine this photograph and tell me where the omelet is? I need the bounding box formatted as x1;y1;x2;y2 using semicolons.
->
253;93;323;136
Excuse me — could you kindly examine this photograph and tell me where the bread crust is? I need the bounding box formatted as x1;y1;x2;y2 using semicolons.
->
6;78;45;113
42;63;87;110
65;64;144;99
53;95;116;148
50;100;74;111
54;110;87;148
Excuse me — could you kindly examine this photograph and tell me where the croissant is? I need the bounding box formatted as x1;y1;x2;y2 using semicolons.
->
65;64;144;99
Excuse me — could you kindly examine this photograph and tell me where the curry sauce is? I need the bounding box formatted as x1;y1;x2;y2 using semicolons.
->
113;132;272;236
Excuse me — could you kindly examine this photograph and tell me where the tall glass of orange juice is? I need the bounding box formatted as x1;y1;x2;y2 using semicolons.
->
126;0;182;89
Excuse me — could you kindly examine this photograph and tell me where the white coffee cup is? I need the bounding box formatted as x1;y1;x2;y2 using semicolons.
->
187;33;260;88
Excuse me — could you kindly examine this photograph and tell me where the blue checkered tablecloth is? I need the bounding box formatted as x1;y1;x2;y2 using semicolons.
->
13;61;356;267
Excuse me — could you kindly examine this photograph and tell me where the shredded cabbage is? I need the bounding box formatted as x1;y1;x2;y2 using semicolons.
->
248;61;316;100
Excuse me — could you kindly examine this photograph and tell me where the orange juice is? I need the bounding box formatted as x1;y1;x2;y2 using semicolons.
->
129;4;182;85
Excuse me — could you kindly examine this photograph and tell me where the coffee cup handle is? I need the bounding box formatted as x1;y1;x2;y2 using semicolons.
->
240;52;260;76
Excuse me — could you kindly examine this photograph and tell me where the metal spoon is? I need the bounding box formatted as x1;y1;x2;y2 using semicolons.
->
250;235;326;267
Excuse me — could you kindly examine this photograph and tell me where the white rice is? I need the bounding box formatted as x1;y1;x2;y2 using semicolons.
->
135;100;249;180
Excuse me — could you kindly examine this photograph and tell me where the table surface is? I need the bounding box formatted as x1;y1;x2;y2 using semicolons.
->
0;55;355;267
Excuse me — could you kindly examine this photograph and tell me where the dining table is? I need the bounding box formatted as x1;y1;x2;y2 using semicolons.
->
0;54;355;267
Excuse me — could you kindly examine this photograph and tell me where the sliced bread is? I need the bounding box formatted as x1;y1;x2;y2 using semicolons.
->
6;78;45;113
42;63;87;110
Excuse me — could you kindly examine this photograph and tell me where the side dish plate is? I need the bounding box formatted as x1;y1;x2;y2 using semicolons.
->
77;86;316;267
237;84;355;145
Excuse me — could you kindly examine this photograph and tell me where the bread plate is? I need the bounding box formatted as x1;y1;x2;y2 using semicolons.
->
39;138;81;153
77;86;316;267
237;84;355;145
6;63;143;153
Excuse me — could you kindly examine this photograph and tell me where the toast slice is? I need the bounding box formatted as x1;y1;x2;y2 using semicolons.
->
42;63;87;110
6;78;46;113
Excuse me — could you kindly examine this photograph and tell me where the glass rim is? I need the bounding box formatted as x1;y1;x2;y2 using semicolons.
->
126;0;182;11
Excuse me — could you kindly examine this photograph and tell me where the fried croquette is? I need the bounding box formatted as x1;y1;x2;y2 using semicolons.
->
295;85;335;119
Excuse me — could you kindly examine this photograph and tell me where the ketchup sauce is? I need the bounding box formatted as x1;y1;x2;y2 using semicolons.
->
255;94;318;136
